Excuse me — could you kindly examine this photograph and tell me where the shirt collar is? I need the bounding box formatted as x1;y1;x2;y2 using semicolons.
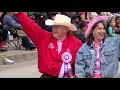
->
89;39;106;50
93;41;103;48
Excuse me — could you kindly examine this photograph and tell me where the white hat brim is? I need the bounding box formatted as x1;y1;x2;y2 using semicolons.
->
45;19;54;26
45;19;77;31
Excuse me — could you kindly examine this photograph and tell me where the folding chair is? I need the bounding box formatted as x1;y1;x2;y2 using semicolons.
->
6;31;22;50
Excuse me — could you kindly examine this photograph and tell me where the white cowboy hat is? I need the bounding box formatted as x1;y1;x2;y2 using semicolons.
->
45;14;77;31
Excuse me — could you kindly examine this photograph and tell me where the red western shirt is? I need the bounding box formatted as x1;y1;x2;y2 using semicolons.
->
16;12;82;77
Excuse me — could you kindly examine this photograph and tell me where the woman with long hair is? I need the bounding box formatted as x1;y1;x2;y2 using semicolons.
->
75;16;120;78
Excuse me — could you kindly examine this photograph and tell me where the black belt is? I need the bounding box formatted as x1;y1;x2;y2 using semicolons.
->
40;74;58;78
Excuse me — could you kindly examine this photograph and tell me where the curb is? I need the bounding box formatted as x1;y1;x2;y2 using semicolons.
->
0;51;37;65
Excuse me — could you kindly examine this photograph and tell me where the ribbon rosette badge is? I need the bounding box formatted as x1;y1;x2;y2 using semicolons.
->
58;52;73;78
61;52;72;63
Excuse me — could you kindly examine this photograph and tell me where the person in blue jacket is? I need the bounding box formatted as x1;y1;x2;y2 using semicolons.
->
75;16;120;78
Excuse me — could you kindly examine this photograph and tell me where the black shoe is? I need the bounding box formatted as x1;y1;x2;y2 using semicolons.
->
25;48;29;50
29;46;36;50
0;48;8;52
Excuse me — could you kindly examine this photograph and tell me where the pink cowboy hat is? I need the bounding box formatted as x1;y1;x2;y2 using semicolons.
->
85;16;109;38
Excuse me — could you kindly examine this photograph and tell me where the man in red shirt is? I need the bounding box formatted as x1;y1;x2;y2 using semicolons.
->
15;12;82;78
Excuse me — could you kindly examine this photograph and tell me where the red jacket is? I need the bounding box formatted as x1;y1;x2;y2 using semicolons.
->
16;12;82;77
